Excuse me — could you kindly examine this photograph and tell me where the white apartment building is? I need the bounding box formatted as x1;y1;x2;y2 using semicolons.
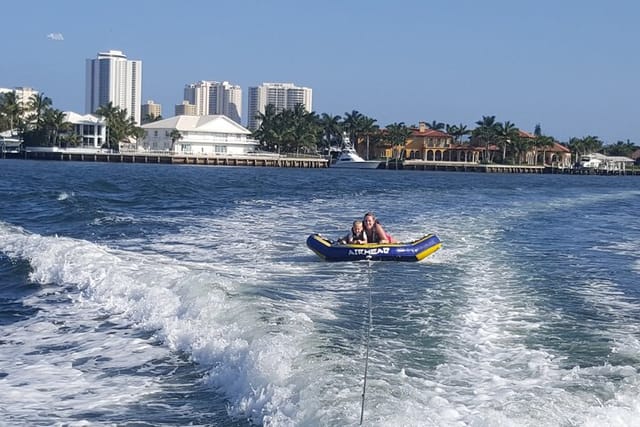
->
140;115;257;154
0;87;40;124
0;86;39;108
85;50;142;124
183;81;242;124
247;82;313;130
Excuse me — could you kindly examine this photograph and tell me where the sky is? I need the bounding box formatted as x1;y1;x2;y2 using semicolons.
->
1;0;639;144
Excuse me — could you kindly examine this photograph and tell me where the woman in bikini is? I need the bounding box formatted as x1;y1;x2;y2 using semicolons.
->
362;212;397;244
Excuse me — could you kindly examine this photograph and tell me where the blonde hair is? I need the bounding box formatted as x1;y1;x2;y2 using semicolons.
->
353;220;363;228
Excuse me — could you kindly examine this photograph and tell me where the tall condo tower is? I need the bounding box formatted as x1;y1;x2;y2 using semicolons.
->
85;50;142;124
183;81;242;124
247;82;313;131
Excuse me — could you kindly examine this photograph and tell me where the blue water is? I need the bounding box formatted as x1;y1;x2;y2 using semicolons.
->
0;159;639;426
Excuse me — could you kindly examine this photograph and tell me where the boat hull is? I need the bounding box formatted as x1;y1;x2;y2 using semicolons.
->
306;233;442;262
331;161;382;169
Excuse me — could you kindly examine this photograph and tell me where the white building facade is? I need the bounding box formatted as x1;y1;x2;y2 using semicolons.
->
247;82;313;130
0;87;40;124
183;81;242;124
0;86;39;108
140;115;257;155
85;50;142;124
63;112;107;148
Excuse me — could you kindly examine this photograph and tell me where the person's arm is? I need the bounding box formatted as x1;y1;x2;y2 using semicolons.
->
375;223;389;243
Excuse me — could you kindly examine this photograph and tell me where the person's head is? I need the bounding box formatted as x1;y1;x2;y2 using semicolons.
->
363;212;376;229
352;220;363;234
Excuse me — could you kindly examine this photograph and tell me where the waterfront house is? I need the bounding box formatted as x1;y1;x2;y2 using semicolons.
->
515;130;572;168
578;152;635;172
63;112;107;148
20;112;106;153
376;122;481;162
539;142;572;168
0;130;21;154
406;122;481;162
140;115;257;155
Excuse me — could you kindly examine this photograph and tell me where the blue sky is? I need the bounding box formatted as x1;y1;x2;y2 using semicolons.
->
2;0;638;143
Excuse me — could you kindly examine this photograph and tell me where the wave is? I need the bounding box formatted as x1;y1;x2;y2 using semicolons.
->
0;221;316;425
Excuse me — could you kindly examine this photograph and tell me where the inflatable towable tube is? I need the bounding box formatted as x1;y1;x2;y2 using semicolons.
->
306;233;441;262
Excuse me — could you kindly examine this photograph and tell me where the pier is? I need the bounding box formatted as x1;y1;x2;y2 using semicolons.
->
387;159;639;175
17;150;329;168
396;160;545;173
5;150;638;174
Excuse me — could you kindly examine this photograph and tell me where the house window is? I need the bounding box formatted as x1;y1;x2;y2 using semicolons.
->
215;145;227;154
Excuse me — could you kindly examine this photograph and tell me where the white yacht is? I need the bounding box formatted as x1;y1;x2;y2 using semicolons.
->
331;135;381;169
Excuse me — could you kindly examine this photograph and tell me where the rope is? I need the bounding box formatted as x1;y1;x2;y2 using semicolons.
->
360;258;373;425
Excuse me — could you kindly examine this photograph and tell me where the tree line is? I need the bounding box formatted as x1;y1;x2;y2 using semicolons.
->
253;106;639;163
0;92;143;150
2;92;638;162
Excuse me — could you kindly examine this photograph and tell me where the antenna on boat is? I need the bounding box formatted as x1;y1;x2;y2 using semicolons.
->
360;257;373;425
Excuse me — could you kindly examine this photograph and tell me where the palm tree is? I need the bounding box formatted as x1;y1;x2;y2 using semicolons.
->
582;135;603;154
62;132;82;147
427;120;445;131
169;129;182;152
359;116;379;159
288;104;321;154
496;121;519;163
95;102;118;120
252;104;280;151
342;110;364;146
27;93;53;128
95;102;143;151
142;113;163;124
535;135;555;165
446;123;470;143
42;109;70;147
605;139;638;157
318;113;342;152
471;115;500;163
0;91;23;134
385;122;412;162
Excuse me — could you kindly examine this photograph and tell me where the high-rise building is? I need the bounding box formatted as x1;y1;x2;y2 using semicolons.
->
174;100;197;116
0;87;39;118
183;80;242;124
141;100;162;122
85;50;142;124
247;82;312;130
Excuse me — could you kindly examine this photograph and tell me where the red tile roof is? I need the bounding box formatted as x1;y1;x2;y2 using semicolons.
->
550;142;570;153
410;128;450;137
518;130;536;138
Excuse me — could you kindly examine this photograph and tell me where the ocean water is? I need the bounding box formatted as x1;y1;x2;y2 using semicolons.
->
0;159;639;426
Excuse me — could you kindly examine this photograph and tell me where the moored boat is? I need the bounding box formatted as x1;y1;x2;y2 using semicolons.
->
331;134;382;169
306;233;441;262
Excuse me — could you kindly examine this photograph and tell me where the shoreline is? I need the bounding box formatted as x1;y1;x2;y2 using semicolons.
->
2;150;638;175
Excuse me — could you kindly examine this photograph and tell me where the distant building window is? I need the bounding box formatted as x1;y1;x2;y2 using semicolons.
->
215;145;227;153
